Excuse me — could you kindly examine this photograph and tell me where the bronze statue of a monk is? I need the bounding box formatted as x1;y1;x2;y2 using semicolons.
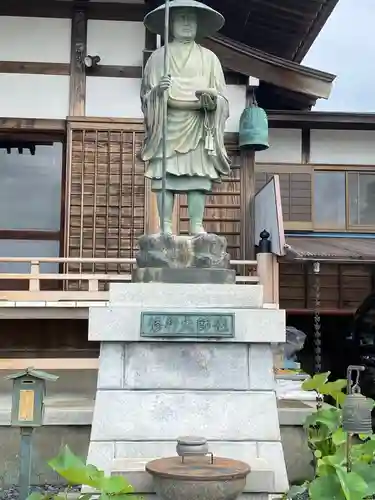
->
141;0;231;235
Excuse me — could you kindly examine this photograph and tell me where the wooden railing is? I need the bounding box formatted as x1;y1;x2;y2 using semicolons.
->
0;254;279;304
0;254;279;373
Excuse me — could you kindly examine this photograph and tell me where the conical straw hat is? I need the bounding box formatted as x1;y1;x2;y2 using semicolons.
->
144;0;225;39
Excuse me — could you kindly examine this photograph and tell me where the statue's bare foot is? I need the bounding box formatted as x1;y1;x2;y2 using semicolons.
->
190;225;207;235
160;221;173;236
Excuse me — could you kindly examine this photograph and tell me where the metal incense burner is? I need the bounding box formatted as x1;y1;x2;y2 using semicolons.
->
146;436;250;500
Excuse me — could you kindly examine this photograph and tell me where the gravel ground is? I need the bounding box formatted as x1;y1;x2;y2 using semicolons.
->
0;485;82;500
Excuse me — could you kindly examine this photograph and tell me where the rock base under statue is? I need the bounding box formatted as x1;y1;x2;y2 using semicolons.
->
132;267;235;284
135;233;231;270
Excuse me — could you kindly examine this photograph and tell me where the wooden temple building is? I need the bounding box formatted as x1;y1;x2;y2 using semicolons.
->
0;0;373;381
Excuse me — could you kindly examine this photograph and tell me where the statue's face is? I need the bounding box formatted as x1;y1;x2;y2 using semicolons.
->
171;8;197;41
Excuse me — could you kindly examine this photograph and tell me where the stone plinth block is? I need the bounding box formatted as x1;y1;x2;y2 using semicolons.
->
87;440;288;493
96;343;275;391
110;283;264;308
87;282;288;497
89;307;285;343
135;233;230;269
132;267;236;284
90;390;280;442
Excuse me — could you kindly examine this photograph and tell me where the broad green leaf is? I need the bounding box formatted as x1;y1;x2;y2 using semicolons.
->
48;446;102;488
316;463;336;477
335;467;368;500
302;372;330;392
332;428;348;446
304;407;341;432
309;474;345;500
99;476;134;494
352;461;375;496
320;380;347;397
351;439;375;462
319;453;345;468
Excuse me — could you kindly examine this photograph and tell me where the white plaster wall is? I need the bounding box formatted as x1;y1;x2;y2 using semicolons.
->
86;78;246;129
0;17;71;63
226;84;246;133
256;129;302;163
310;129;375;165
86;77;143;118
87;20;144;66
0;74;69;119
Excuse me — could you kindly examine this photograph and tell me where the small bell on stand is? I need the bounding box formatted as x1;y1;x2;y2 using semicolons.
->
343;365;373;471
239;88;269;152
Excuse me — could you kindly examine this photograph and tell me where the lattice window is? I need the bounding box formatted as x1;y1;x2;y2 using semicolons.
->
65;121;145;282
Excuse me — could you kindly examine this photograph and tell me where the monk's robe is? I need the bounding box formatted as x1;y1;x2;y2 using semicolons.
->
140;40;231;192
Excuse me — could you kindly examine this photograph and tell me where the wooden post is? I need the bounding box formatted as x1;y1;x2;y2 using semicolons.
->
257;252;279;307
240;77;259;260
29;260;40;292
257;253;273;304
69;0;88;116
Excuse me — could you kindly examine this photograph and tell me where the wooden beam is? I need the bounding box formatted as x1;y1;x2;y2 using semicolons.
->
87;2;145;21
86;65;142;79
0;118;65;132
0;230;60;241
0;61;70;76
267;111;375;130
69;1;88;117
0;0;145;21
204;35;335;100
0;0;72;18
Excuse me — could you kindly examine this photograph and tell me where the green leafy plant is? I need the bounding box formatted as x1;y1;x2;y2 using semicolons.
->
284;372;375;500
26;445;142;500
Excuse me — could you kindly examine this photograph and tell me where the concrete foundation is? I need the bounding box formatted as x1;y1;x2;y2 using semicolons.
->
87;283;289;497
0;422;313;488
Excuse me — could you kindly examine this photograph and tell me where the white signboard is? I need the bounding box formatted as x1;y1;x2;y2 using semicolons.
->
255;174;285;256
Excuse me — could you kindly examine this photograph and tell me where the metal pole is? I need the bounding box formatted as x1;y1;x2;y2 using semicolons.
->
19;427;33;500
161;0;170;234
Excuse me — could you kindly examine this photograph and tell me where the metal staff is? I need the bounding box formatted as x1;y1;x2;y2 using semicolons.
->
161;0;170;234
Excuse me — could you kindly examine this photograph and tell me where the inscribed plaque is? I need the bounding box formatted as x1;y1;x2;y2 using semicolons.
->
140;312;234;338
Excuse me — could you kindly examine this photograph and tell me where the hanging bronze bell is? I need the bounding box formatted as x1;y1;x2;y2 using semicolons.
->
342;390;373;434
239;105;269;152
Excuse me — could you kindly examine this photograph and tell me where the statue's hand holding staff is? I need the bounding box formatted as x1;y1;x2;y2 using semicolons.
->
159;74;172;94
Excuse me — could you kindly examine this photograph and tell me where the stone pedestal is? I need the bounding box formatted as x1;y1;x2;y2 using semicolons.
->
87;282;288;498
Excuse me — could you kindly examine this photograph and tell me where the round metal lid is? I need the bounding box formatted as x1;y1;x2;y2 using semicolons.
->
146;456;251;482
177;436;207;446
